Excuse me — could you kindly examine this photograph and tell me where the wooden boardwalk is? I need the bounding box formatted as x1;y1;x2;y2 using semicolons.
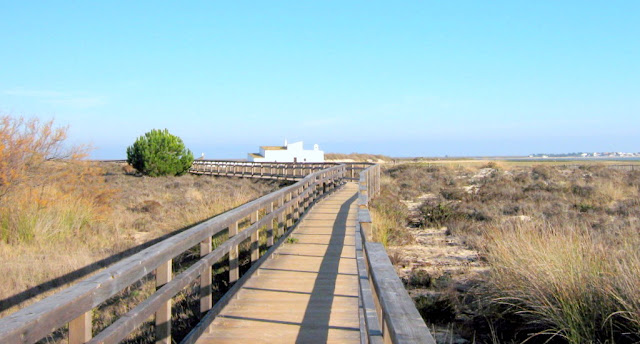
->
0;164;435;344
196;183;361;344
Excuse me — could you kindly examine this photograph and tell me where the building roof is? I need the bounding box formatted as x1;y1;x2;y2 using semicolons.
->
261;145;287;150
249;153;264;158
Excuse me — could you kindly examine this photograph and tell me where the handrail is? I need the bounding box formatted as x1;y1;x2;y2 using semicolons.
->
0;165;347;344
190;160;373;181
356;165;436;344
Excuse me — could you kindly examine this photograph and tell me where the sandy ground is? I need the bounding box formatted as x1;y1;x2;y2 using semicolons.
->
389;194;489;344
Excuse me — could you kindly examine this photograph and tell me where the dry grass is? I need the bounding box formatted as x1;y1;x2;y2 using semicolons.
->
378;163;640;343
484;221;640;343
0;161;280;320
325;152;393;162
369;175;412;247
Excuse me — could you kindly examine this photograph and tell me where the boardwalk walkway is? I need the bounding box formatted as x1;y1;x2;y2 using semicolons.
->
197;183;360;344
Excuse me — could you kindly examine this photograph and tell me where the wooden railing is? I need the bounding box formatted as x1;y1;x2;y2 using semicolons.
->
190;160;372;181
0;165;347;344
355;165;436;344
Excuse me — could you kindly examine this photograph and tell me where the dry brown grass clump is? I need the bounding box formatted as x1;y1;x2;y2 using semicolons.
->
379;163;640;343
485;220;640;343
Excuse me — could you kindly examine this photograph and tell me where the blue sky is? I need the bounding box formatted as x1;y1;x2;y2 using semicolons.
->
1;1;638;158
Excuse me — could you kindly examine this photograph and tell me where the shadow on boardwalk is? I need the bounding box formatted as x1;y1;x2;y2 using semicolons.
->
295;193;357;343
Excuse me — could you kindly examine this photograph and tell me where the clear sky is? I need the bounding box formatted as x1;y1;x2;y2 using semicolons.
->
1;1;638;159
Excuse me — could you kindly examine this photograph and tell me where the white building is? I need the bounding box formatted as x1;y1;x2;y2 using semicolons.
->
248;140;324;163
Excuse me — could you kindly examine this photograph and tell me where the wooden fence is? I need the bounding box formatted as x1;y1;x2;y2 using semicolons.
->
355;165;436;344
0;166;347;344
190;160;372;181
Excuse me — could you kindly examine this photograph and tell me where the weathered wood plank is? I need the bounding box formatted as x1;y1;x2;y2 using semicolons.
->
69;310;92;344
266;202;274;247
229;221;239;285
355;224;384;344
200;238;212;314
155;259;172;344
250;210;259;263
364;243;435;344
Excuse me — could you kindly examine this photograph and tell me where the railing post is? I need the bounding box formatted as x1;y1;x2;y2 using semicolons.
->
69;311;92;344
286;192;293;228
303;182;310;211
155;259;172;344
251;210;259;263
200;237;212;315
294;188;301;221
377;165;381;195
278;196;285;237
360;179;368;204
229;221;239;284
267;202;274;247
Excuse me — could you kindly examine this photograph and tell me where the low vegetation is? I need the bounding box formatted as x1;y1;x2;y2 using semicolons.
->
374;162;640;343
0;115;281;343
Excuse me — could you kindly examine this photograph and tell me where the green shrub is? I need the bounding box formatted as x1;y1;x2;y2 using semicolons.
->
126;129;194;177
419;201;465;228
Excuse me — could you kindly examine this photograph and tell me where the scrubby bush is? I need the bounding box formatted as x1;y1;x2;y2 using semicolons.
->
379;162;640;342
0;115;113;244
126;129;194;177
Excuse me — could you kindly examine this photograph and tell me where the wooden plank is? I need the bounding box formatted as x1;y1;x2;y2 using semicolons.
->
229;221;239;284
69;311;92;344
358;208;372;225
155;260;172;344
355;224;384;344
250;211;259;263
364;243;435;344
267;202;274;247
200;238;212;314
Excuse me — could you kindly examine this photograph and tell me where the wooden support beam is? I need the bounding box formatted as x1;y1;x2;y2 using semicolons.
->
229;221;239;284
200;237;212;315
286;192;293;228
267;202;274;247
277;196;285;237
293;189;301;222
69;310;92;344
155;259;172;344
250;210;259;262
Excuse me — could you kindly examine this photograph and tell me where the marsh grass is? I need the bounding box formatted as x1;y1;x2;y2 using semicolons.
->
379;163;640;343
485;221;640;343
